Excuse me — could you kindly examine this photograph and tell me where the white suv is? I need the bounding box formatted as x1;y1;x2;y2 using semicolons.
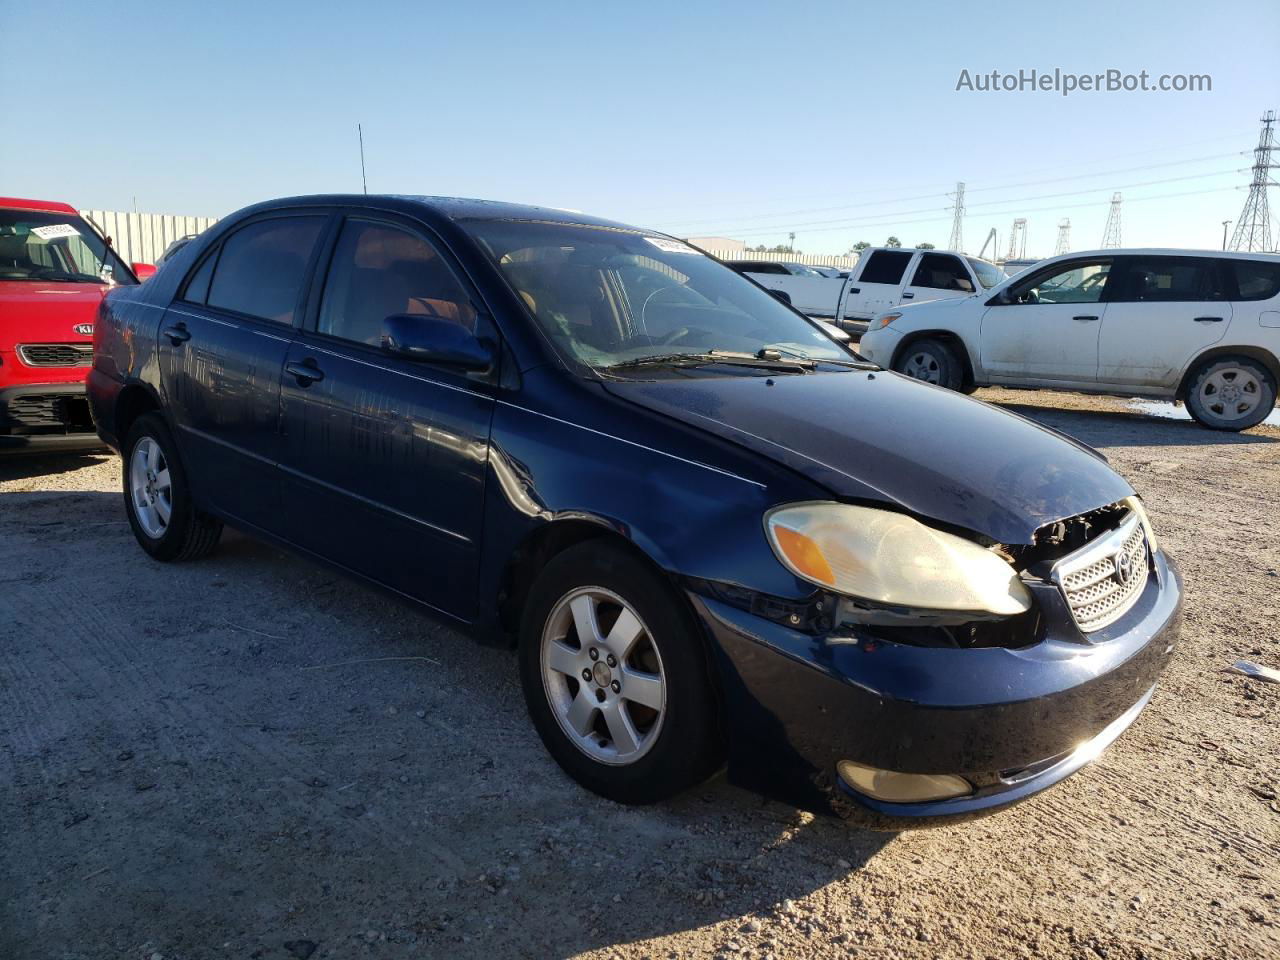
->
857;249;1280;431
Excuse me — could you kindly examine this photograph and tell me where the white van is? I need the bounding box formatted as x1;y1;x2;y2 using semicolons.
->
857;248;1280;431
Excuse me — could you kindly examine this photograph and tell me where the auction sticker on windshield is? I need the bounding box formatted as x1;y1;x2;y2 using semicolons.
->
31;223;81;240
644;236;700;255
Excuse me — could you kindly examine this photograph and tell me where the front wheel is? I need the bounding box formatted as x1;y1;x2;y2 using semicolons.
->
1185;357;1276;431
518;541;722;804
122;413;223;561
893;338;964;391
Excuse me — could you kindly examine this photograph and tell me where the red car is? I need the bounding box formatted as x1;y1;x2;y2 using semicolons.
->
0;197;154;452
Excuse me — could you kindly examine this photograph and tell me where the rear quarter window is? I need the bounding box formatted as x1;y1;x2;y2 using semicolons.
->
1231;259;1280;301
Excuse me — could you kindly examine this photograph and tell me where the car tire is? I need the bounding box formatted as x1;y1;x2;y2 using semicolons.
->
122;412;223;561
894;338;964;391
1185;356;1277;432
518;540;722;804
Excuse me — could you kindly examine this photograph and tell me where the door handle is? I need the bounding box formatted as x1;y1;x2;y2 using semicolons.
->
848;287;860;294
901;292;914;299
1193;316;1224;323
163;323;191;344
285;360;325;386
1073;315;1100;322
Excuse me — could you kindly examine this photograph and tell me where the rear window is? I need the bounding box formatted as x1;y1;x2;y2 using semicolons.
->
1231;259;1280;301
859;250;913;285
731;261;787;275
205;216;325;323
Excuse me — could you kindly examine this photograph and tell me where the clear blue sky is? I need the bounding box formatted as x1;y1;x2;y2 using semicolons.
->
3;0;1277;255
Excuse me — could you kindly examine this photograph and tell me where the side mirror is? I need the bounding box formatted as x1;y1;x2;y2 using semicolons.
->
382;314;495;371
132;262;157;280
767;288;793;305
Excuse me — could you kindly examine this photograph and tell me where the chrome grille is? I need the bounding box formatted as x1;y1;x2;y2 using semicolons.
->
17;343;94;367
1051;511;1150;633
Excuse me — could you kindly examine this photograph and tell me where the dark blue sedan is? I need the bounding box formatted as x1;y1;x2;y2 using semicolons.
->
87;195;1181;827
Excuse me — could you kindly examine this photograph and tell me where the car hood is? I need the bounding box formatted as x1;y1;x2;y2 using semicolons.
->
895;293;982;315
0;280;106;348
603;370;1133;545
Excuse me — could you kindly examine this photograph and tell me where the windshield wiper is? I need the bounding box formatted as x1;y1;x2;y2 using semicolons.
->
605;350;814;372
766;343;879;370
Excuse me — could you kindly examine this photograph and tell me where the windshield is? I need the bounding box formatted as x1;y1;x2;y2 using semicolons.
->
463;220;852;371
0;209;136;285
966;257;1004;289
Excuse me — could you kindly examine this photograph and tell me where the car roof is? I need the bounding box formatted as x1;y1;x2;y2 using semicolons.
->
0;196;79;215
257;194;645;232
1045;247;1280;262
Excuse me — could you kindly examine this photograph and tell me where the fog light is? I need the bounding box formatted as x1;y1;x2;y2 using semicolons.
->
837;761;973;803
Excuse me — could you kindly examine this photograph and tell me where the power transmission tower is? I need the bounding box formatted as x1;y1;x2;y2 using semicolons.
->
1054;219;1071;256
948;182;966;252
1101;193;1123;248
1005;218;1027;259
1229;110;1278;252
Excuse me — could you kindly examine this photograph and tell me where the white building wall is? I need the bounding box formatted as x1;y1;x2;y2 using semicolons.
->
81;210;220;266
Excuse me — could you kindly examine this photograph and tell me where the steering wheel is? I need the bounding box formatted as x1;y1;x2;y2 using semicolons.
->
659;326;690;346
639;284;686;335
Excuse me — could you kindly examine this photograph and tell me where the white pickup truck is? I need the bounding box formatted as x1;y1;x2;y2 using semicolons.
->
738;248;1005;331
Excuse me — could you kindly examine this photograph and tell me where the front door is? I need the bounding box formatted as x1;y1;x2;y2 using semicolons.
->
277;216;496;619
158;213;327;532
980;257;1114;383
1097;255;1232;387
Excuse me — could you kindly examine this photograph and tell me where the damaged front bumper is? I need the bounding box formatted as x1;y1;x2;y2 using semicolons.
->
691;551;1182;829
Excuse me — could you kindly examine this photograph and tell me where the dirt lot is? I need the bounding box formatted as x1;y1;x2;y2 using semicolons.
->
2;389;1277;960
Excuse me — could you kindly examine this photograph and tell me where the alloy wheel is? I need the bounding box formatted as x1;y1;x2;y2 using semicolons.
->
1198;366;1262;422
540;586;667;766
903;351;942;384
129;437;172;539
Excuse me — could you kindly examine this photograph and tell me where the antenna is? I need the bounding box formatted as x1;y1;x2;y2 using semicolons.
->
1054;218;1071;256
1229;110;1278;252
358;123;368;195
1101;193;1123;247
947;182;966;253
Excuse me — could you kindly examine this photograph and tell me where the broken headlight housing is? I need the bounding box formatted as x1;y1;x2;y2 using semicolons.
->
765;502;1032;624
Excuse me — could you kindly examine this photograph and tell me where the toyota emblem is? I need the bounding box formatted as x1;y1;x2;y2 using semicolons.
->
73;323;94;336
1113;550;1132;586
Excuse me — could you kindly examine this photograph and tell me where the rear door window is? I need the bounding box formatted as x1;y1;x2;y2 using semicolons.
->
858;250;914;285
1230;259;1280;301
911;253;974;292
206;216;326;323
1115;257;1224;302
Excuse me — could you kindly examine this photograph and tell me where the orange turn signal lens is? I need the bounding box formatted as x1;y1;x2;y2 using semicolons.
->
771;525;835;586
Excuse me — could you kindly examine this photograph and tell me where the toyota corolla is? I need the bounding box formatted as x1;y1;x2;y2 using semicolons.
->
87;195;1182;827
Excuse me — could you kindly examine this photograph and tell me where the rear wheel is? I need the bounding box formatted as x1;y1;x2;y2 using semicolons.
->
518;541;721;804
122;413;222;560
894;338;964;391
1185;357;1276;431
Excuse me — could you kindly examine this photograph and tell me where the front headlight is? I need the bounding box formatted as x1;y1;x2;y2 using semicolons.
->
765;502;1032;617
875;312;902;329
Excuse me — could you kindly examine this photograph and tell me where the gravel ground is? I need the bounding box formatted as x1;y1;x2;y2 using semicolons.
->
1;389;1277;960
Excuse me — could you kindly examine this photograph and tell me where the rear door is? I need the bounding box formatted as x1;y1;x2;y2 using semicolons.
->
276;214;497;619
902;252;978;306
841;249;915;320
980;257;1113;383
1097;255;1232;388
158;213;327;532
